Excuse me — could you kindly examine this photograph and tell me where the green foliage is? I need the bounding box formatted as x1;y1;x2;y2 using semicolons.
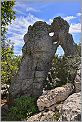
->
44;54;80;90
44;80;55;90
75;43;81;56
53;56;68;86
7;96;39;121
1;0;16;41
53;110;60;121
1;0;20;85
1;45;22;84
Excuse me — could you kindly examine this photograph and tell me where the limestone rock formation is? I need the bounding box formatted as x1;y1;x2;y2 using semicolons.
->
37;83;74;111
51;16;78;56
9;21;59;99
27;111;55;121
9;17;79;99
61;92;81;121
1;104;9;121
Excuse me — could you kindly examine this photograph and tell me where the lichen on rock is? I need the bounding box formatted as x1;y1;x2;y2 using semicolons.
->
9;17;79;99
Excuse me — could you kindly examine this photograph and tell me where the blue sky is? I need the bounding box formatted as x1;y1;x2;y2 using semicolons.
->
7;0;81;56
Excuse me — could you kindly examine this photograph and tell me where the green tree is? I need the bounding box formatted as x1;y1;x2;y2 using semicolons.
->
7;96;39;121
1;0;15;42
1;46;22;84
1;0;22;85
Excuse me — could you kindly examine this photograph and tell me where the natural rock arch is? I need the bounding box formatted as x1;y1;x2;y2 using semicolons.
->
9;17;78;99
51;16;78;56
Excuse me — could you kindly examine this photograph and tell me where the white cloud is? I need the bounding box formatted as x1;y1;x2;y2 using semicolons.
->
64;16;76;22
69;23;81;33
15;1;27;9
14;8;26;16
8;34;24;46
47;15;77;24
7;13;43;55
7;12;81;55
76;13;81;16
26;7;40;12
47;19;53;24
8;14;81;47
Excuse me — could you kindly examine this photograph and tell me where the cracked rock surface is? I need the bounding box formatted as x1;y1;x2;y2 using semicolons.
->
61;92;81;121
9;17;79;99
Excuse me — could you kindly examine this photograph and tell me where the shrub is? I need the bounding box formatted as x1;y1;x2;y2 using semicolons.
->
53;110;60;121
44;55;80;90
6;96;39;121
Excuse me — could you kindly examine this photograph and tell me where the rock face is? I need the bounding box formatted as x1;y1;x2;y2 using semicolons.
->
9;17;79;99
27;111;55;121
74;64;81;93
1;104;9;121
9;21;59;99
51;17;78;56
61;92;81;121
37;83;74;111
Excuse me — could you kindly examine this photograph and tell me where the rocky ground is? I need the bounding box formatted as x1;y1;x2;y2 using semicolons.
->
1;63;81;121
27;64;81;121
27;89;81;121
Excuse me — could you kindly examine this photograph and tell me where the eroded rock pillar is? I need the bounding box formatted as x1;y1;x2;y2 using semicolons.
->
51;16;78;56
9;21;59;99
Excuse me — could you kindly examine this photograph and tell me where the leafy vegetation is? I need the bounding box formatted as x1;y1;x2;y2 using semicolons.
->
1;45;22;84
53;110;60;121
1;0;15;41
6;96;39;121
44;51;81;90
1;0;21;85
1;1;81;121
75;43;81;56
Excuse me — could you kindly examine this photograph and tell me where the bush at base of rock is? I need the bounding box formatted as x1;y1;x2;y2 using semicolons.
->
44;55;80;90
6;96;39;121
